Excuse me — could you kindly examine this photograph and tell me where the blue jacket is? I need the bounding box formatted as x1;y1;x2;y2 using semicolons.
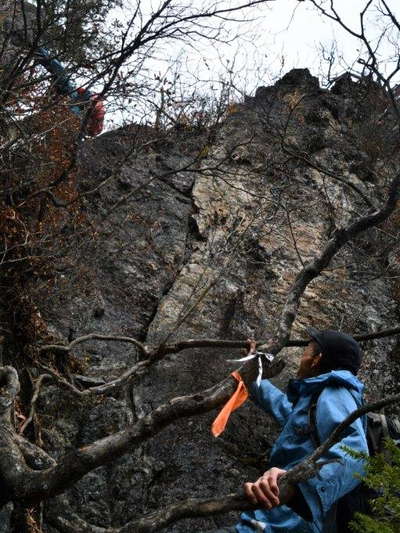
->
236;370;368;533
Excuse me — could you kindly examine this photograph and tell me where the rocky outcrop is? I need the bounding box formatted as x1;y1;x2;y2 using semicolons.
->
3;69;400;531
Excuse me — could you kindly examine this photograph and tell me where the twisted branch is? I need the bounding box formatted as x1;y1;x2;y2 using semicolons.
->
39;333;148;357
0;369;238;504
269;172;400;352
19;373;50;435
43;392;400;532
35;322;400;399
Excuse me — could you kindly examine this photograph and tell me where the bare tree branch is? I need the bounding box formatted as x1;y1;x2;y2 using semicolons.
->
44;391;400;532
1;341;398;510
149;326;400;355
39;334;148;357
39;358;153;397
308;391;400;463
282;145;376;209
0;367;238;504
15;434;56;470
269;172;400;351
19;373;50;435
34;323;400;399
0;366;19;423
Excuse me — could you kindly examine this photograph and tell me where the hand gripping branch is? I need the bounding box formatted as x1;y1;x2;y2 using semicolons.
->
211;351;275;437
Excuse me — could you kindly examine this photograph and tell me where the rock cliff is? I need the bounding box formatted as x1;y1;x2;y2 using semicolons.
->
1;68;400;531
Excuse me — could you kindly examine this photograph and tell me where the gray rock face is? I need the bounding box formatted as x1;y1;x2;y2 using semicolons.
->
0;504;12;533
3;69;400;531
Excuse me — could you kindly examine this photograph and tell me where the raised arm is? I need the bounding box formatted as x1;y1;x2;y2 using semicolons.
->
250;380;293;427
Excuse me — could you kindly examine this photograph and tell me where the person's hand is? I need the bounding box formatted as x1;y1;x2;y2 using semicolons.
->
243;467;289;509
246;338;257;356
244;338;285;379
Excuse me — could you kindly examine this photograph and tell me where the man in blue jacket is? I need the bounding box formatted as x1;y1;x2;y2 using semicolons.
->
211;328;368;533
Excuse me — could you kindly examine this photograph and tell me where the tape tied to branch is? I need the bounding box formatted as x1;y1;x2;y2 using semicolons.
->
211;371;248;437
211;351;274;437
228;350;275;387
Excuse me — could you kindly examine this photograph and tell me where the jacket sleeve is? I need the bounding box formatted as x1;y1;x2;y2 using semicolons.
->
297;386;368;524
249;380;293;427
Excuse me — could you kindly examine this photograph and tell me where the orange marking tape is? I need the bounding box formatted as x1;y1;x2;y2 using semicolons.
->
211;371;248;437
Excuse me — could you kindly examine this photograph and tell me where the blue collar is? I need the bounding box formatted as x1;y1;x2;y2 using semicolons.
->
287;370;364;403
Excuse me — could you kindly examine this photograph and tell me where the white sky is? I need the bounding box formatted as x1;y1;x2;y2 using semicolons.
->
190;0;400;89
107;0;400;127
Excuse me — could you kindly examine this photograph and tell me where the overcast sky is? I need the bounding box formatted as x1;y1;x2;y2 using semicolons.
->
187;0;400;90
107;0;400;127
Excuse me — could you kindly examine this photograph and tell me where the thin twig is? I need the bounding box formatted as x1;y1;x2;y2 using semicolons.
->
285;206;305;267
39;334;148;357
35;324;400;398
19;374;50;435
43;391;400;533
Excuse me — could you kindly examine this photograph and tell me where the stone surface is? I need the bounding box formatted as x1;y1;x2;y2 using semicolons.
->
3;70;400;531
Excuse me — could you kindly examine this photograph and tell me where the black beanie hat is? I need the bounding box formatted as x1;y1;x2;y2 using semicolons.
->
306;327;362;375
